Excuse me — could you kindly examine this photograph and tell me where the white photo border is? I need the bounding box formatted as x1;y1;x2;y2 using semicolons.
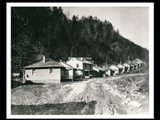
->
7;2;154;119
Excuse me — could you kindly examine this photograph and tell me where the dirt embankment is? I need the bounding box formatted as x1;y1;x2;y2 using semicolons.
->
11;73;149;115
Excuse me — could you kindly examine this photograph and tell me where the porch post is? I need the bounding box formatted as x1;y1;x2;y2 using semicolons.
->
72;69;73;82
22;69;25;84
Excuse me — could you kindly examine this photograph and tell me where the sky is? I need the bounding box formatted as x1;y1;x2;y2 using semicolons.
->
62;7;149;50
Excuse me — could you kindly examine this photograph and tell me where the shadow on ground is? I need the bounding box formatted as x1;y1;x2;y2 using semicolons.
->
11;101;97;115
11;80;44;89
23;80;44;85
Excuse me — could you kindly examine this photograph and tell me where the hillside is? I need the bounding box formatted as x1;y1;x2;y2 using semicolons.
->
11;7;149;69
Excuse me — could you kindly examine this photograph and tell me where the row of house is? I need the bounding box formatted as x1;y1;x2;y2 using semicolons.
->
22;56;145;83
94;58;145;77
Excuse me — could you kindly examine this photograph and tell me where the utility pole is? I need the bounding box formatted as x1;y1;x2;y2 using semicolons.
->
48;22;51;58
120;57;122;64
128;56;130;64
131;55;133;61
106;55;107;67
124;56;126;63
71;46;73;57
71;70;74;82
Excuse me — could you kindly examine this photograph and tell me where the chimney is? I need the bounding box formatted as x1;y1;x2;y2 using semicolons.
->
42;55;46;63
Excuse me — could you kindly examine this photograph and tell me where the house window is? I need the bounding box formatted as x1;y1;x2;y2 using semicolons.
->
64;70;69;75
86;64;90;69
90;65;92;68
32;69;36;75
77;64;79;68
50;68;54;74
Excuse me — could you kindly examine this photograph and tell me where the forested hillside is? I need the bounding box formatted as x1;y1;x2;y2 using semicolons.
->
11;7;149;67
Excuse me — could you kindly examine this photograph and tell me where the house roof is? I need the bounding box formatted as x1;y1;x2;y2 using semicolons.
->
93;66;104;72
123;63;130;67
100;67;111;71
117;64;125;68
127;61;137;66
109;65;119;70
69;57;93;64
133;58;143;63
59;61;74;69
23;60;64;69
78;59;93;64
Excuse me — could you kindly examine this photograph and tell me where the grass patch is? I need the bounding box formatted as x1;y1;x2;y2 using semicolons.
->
11;101;97;115
113;74;149;94
11;81;22;89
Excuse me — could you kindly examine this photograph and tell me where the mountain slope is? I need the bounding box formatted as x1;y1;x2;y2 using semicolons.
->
11;7;149;68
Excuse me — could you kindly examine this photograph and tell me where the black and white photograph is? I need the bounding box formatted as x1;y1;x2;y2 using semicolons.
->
7;2;154;119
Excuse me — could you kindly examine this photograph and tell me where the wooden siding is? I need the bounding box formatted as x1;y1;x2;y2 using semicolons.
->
24;68;61;83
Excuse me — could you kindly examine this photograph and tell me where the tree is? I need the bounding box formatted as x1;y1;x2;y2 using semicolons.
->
11;7;149;68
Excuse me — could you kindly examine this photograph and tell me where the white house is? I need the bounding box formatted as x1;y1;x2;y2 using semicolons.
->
126;61;135;70
123;63;130;73
66;57;93;78
91;64;102;77
22;56;76;83
132;61;139;69
109;65;119;75
117;64;125;73
130;63;135;70
101;66;111;77
133;58;145;68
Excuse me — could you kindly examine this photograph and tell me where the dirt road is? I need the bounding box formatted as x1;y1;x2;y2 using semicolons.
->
11;72;149;115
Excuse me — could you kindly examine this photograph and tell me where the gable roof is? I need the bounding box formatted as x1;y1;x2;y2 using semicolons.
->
133;58;143;63
109;65;119;70
23;60;64;69
93;66;105;72
117;64;125;68
68;57;93;64
100;66;111;71
59;61;75;69
123;63;130;67
127;61;137;66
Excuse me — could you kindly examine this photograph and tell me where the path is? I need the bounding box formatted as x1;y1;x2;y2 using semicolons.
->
11;70;149;115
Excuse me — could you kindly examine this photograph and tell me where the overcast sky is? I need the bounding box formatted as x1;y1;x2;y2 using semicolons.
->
62;7;149;50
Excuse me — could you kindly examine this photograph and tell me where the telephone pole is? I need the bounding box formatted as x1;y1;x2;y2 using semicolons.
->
120;57;122;64
106;55;107;67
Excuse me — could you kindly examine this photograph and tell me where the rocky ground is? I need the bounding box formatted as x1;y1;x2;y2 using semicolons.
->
11;67;149;115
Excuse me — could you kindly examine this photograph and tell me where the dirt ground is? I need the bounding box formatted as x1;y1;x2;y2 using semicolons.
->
11;67;149;115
